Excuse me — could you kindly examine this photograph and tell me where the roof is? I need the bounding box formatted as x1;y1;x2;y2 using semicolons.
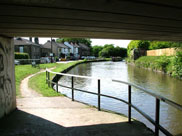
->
73;43;80;48
14;38;40;46
57;42;70;49
78;43;90;50
42;41;68;49
42;41;57;49
39;44;51;49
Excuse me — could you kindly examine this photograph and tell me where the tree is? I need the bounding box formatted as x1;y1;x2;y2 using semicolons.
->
98;44;127;58
56;38;92;46
99;47;110;58
113;46;127;57
91;45;103;57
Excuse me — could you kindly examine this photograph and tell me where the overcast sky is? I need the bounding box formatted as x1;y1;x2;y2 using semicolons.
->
23;37;131;48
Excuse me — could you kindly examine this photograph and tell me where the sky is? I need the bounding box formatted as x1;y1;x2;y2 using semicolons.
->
23;37;131;48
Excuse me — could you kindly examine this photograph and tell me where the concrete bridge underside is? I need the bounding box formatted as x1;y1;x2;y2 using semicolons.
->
0;0;182;40
1;0;182;121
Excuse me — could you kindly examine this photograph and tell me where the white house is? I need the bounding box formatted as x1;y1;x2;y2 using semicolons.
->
57;42;70;57
64;42;79;58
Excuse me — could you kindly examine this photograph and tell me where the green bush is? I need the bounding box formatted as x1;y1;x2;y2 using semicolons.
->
135;56;172;72
127;40;150;57
171;51;182;78
155;56;170;72
15;52;29;59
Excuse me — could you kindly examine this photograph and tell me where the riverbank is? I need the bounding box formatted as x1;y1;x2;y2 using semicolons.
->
127;54;182;79
28;61;83;97
28;59;111;97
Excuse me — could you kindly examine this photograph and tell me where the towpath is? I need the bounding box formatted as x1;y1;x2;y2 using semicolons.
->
0;66;154;136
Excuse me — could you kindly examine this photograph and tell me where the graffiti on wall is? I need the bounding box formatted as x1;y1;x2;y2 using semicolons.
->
0;41;13;116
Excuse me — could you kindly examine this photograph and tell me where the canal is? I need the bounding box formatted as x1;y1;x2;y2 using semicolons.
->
58;61;182;135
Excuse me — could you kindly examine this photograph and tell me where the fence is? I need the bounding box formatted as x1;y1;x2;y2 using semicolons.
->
147;48;176;56
46;69;182;136
15;59;40;65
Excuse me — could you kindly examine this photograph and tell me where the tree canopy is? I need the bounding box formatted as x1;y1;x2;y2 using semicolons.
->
127;40;182;56
91;44;127;58
56;38;92;46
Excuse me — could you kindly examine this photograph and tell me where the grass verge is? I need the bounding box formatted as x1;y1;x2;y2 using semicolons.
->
15;63;61;97
28;61;84;97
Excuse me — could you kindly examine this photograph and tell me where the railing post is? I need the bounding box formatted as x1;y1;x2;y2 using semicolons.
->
56;75;58;93
128;85;131;123
46;71;48;84
98;79;101;111
155;98;160;136
48;71;50;87
72;76;74;101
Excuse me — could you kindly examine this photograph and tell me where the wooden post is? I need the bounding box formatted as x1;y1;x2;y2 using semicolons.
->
98;79;101;111
72;76;74;101
128;85;131;123
48;72;50;87
56;75;58;93
46;71;48;84
155;98;160;136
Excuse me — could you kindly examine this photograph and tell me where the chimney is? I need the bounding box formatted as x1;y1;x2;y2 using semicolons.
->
29;37;32;42
34;37;39;44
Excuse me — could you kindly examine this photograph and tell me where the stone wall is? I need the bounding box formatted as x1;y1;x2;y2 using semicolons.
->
0;36;16;118
147;48;176;56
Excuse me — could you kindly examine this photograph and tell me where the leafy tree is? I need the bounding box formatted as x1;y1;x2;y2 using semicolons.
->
97;44;127;58
91;45;103;57
99;47;110;58
114;46;127;58
56;38;92;46
149;41;182;50
127;40;150;55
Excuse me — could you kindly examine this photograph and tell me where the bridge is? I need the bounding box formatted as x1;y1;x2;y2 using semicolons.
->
1;0;182;136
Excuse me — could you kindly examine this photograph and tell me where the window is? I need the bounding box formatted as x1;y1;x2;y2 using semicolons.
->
19;46;24;53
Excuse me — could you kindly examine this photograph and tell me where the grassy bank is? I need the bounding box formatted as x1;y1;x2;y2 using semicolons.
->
28;61;84;97
133;52;182;79
15;63;60;97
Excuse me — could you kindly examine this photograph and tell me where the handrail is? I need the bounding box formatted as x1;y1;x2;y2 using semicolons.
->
46;69;182;136
46;69;182;112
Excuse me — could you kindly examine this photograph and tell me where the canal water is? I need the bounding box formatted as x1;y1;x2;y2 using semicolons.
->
58;61;182;135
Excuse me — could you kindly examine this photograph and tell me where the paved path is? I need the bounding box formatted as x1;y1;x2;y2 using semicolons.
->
0;68;154;136
20;70;43;97
20;67;55;98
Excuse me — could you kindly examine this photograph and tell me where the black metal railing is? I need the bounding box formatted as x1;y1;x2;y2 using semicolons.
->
46;69;182;136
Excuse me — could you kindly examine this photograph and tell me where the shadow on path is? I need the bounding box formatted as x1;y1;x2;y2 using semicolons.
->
0;109;154;136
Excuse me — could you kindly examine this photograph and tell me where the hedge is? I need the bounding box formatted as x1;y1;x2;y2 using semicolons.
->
15;52;30;59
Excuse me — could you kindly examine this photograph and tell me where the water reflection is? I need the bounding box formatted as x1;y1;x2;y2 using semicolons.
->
58;62;182;135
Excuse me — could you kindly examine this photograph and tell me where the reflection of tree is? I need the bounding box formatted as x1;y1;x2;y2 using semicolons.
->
127;64;182;134
59;63;93;90
127;64;177;95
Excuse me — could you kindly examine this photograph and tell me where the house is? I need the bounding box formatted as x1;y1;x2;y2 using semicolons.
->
72;43;80;58
42;39;60;58
78;43;91;57
64;42;79;59
57;42;70;58
40;44;51;57
42;39;70;58
14;37;41;59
